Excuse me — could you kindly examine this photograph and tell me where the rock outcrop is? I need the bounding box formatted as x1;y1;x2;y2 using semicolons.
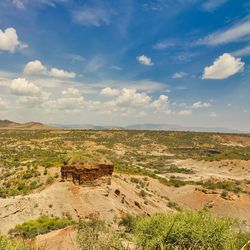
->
61;163;114;185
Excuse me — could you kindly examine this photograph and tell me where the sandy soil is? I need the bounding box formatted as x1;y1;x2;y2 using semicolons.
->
162;159;250;182
36;226;78;250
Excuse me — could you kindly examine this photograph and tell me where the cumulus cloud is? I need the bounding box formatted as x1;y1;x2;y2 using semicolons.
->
97;88;171;117
115;88;151;108
191;101;211;109
151;95;169;113
100;87;120;97
202;53;244;79
24;60;46;75
24;60;76;78
43;87;84;112
10;78;41;96
136;55;154;66
172;72;187;78
198;17;250;46
62;87;81;98
90;88;171;116
50;68;76;78
0;27;27;53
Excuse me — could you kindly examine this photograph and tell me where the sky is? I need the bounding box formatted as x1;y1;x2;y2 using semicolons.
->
0;0;249;131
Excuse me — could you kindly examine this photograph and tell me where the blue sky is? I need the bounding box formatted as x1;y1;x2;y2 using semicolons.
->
0;0;249;130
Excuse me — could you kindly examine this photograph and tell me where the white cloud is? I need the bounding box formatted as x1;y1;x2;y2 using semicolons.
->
12;0;26;9
202;53;244;79
101;87;119;97
24;60;76;78
43;87;84;111
62;87;81;98
177;110;192;116
191;101;211;109
17;92;50;107
136;55;154;66
232;45;250;57
172;72;187;78
85;56;104;72
24;60;46;75
115;88;151;108
0;27;27;53
209;112;218;117
96;88;170;116
12;0;67;9
10;78;40;96
72;4;111;27
202;0;228;12
153;40;174;50
0;98;7;110
50;68;76;78
198;17;250;46
151;95;170;113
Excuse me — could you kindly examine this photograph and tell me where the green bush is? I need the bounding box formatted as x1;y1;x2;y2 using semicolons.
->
46;176;54;185
119;214;138;233
9;216;74;239
0;234;39;250
135;211;237;250
165;165;194;174
77;215;126;250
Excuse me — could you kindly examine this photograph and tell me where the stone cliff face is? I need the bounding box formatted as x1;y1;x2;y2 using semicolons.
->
61;164;114;185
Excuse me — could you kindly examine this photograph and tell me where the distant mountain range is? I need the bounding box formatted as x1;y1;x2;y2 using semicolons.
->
54;123;247;133
0;120;248;133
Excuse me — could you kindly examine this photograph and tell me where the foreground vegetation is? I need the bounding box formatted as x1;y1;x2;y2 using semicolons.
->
0;234;39;250
77;211;250;250
4;210;250;249
9;216;74;239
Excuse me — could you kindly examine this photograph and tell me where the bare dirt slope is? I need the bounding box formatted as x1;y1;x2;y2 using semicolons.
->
0;175;170;235
36;226;78;250
1;174;250;237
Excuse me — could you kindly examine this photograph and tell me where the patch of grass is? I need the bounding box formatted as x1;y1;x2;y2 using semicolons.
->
167;201;181;211
135;210;237;250
165;165;194;174
0;234;39;250
201;180;244;194
77;215;126;250
118;214;138;233
9;215;75;239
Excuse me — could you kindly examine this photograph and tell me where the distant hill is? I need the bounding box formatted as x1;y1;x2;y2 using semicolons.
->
0;120;20;128
0;120;57;130
126;123;244;133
